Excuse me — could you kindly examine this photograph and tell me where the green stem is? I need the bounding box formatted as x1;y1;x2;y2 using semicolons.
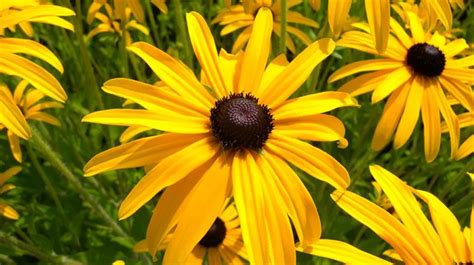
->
279;0;288;54
173;0;193;67
439;159;474;200
29;126;129;239
26;143;81;246
0;232;60;264
144;0;161;47
121;25;130;77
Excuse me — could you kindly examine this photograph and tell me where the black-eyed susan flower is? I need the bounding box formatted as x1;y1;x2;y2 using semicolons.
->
0;166;21;220
135;202;247;264
324;165;473;264
86;1;149;45
0;81;63;162
329;12;474;162
0;2;72;104
212;0;319;53
83;8;357;264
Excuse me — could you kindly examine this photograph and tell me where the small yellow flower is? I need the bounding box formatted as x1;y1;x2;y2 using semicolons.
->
212;0;319;53
0;81;63;162
330;12;473;162
0;166;21;220
320;165;474;264
86;1;149;45
135;203;247;264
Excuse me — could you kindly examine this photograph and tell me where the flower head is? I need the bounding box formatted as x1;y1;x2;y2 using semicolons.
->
135;203;247;264
83;8;357;264
329;12;473;162
212;0;319;53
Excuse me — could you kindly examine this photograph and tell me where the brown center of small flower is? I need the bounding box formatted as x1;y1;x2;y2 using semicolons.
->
406;43;446;77
198;218;227;248
210;93;274;150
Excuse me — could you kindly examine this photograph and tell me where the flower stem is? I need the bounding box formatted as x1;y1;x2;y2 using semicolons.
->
439;159;474;200
0;232;61;264
144;0;161;47
29;125;129;239
279;0;288;54
173;0;193;67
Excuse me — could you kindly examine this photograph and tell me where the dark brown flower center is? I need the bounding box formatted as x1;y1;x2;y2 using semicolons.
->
406;43;446;77
198;218;226;248
210;93;274;150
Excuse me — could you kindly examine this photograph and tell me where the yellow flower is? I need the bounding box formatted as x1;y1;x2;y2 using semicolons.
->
86;1;149;45
320;165;474;264
0;81;63;162
83;9;356;264
212;0;319;53
0;166;21;220
329;12;473;162
87;0;144;24
135;203;247;264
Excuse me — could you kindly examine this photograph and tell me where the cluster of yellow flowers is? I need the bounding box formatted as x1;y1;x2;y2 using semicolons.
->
0;0;472;264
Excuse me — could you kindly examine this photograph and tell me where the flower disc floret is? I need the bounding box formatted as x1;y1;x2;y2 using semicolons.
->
406;43;446;77
198;218;227;248
210;93;274;150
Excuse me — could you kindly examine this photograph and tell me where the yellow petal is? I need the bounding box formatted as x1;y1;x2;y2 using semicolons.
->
0;38;63;73
328;0;351;37
82;109;209;134
146;172;202;257
151;0;168;14
83;133;203;176
0;166;22;186
127;0;145;23
118;136;217;219
414;189;468;263
443;68;474;83
264;153;321;245
265;133;349;190
275;114;346;144
432;81;459;159
446;55;474;68
299;239;391;265
389;18;413;49
102;78;208;117
372;67;412;103
163;155;230;264
272;92;358;120
0;203;19;220
393;77;424;149
260;38;335;108
7;130;22;163
0;52;67;102
186;12;228;98
442;39;469;58
426;0;452;29
119;126;150;143
369;165;450;263
254;54;288;96
372;83;410;151
287;11;319;28
0;5;75;29
438;76;474;112
217;49;244;94
127;42;214;111
26;112;60;126
407;12;426;43
231;26;252;54
454;135;474;160
28;16;74;31
421;83;441;162
331;189;426;263
328;59;403;83
365;0;390;53
0;88;31;139
237;7;273;94
338;70;390;96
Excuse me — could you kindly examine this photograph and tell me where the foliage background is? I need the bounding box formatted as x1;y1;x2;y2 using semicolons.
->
0;0;473;264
